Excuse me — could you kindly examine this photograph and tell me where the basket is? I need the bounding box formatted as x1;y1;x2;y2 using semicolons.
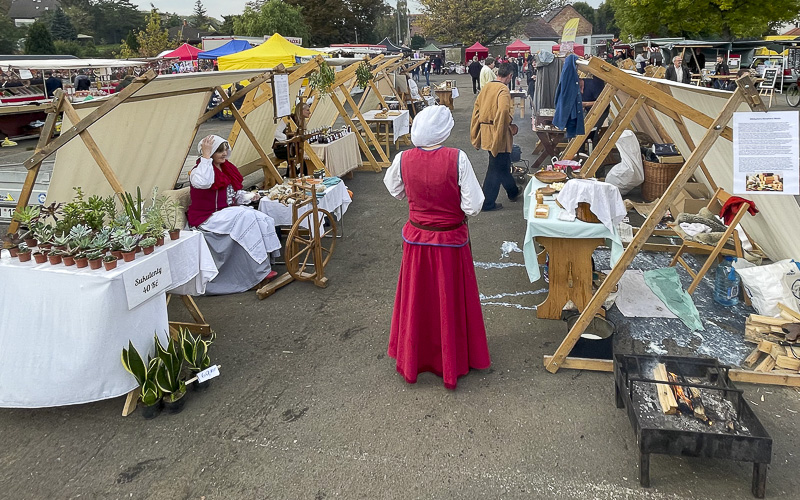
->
641;158;682;202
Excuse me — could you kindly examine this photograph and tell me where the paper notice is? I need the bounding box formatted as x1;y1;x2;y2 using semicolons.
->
733;111;799;195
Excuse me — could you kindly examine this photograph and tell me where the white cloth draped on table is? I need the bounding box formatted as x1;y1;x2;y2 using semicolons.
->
555;178;627;233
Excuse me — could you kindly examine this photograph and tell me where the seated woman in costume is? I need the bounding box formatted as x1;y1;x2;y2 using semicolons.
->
273;103;312;176
383;105;490;390
187;135;281;294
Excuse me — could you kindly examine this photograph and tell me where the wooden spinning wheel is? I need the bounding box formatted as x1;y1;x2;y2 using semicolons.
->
285;207;336;280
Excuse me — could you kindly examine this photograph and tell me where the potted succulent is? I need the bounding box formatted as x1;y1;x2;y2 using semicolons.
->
86;249;104;270
181;328;215;391
12;205;41;247
121;341;164;419
103;254;118;271
34;223;55;250
62;244;77;266
110;228;128;259
53;234;70;251
33;250;48;264
47;248;64;265
155;335;187;414
139;236;157;255
17;242;32;262
74;252;89;268
160;197;182;240
2;232;22;257
120;235;138;262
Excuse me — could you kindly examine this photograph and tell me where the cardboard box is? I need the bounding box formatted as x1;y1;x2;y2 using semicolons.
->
670;182;712;215
656;155;684;164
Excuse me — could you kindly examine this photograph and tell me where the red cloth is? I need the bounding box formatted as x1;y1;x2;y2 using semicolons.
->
388;147;490;389
719;196;758;225
186;159;244;227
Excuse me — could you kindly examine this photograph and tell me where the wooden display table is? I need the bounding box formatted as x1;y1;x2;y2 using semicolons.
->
535;236;603;320
510;90;527;118
435;89;454;109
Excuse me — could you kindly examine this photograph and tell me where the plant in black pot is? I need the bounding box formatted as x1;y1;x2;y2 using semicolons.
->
181;328;215;391
121;340;164;419
155;334;187;414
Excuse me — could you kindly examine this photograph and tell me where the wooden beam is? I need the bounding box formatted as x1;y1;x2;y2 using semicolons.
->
729;369;800;387
23;71;156;169
654;363;679;414
561;84;615;161
330;92;382;171
339;85;391;165
545;80;754;374
580;94;647;178
542;356;613;372
196;72;271;125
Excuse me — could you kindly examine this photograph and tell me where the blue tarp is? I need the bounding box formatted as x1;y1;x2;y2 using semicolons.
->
197;40;253;60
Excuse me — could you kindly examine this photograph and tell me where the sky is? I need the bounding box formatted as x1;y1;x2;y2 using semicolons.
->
133;0;605;22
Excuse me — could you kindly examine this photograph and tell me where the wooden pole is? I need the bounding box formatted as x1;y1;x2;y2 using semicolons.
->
330;92;382;171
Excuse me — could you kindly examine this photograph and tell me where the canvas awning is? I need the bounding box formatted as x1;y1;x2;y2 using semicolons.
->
465;42;488;60
553;43;585;56
378;38;402;53
197;39;252;60
419;43;442;53
0;58;145;70
218;33;327;70
161;43;204;61
506;40;531;57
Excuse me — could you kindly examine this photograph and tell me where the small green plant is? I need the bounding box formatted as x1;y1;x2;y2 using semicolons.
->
309;61;336;100
86;249;103;261
139;236;156;248
110;228;129;250
154;334;185;402
17;242;31;254
123;187;145;223
355;61;374;89
33;223;55;245
121;341;162;407
91;233;110;250
181;328;214;373
103;254;117;262
53;234;71;248
12;205;41;226
119;235;138;252
160;197;182;231
68;224;92;240
73;235;93;251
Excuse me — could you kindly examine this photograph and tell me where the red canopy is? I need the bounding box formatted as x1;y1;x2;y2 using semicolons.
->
465;42;489;61
162;43;204;61
552;43;585;57
505;40;531;57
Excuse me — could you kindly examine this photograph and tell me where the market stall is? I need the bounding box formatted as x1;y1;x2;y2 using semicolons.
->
162;43;204;61
218;33;327;71
197;39;252;60
465;42;489;61
506;40;532;57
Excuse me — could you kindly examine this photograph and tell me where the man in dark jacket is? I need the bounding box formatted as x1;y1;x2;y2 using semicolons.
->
468;56;482;94
44;71;62;98
665;56;691;84
713;55;731;89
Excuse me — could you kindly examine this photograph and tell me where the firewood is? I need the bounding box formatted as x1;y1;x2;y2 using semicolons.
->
774;355;800;371
749;314;790;326
743;348;763;368
777;303;800;322
757;339;777;354
770;343;788;359
755;356;777;372
780;311;798;322
688;386;708;422
653;363;678;415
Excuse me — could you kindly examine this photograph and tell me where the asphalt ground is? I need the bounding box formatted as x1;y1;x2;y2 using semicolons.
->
2;73;800;499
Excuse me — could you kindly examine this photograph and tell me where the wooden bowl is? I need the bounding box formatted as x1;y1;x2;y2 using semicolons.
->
537;187;556;196
534;170;568;184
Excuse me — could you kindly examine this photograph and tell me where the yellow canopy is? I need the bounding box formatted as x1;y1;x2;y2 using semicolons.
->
218;33;326;70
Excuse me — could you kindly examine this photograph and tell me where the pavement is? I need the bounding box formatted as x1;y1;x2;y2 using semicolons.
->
2;73;800;499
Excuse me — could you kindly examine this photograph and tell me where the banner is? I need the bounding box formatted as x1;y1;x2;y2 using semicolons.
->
561;18;580;43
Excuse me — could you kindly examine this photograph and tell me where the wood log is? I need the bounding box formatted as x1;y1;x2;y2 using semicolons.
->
749;314;790;326
687;386;708;422
653;363;678;415
743;348;763;368
755;356;777;373
775;355;800;371
777;303;800;322
757;339;777;354
770;343;787;359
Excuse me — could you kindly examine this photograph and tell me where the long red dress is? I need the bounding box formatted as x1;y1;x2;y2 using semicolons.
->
388;147;490;389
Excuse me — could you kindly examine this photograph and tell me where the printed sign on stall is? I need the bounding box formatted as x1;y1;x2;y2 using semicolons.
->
733;111;800;196
272;73;292;118
121;251;173;309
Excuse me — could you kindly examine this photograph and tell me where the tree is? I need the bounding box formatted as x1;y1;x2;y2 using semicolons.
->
233;0;310;43
419;0;559;44
219;14;239;35
125;30;139;52
410;34;426;50
571;1;595;25
135;9;171;57
91;0;146;44
25;21;57;55
287;0;392;46
593;2;617;35
0;13;20;54
609;0;800;40
193;0;209;28
49;8;78;40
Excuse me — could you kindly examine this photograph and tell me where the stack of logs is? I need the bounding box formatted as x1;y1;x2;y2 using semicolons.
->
653;363;708;422
743;303;800;374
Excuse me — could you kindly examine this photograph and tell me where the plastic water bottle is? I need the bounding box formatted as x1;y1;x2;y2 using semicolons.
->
714;256;740;306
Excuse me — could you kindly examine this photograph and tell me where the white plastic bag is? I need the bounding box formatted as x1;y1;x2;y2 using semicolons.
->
605;130;644;195
737;259;799;317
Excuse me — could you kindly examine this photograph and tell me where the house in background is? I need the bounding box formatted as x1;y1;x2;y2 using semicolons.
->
8;0;61;27
542;5;593;37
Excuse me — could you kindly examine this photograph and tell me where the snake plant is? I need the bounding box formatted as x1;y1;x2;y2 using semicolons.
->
155;334;185;402
121;341;162;407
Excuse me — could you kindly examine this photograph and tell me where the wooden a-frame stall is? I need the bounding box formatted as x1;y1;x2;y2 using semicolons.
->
542;57;800;387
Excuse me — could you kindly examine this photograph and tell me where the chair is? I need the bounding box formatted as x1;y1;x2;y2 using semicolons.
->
668;187;753;295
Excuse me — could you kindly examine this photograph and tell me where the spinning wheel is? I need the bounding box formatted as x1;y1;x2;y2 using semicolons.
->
285;208;336;281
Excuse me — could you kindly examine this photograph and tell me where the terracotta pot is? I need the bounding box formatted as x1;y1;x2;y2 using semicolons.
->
134;245;141;254
103;259;117;271
48;254;62;265
24;238;38;247
142;245;155;255
62;255;76;266
89;258;103;270
156;236;165;246
169;229;181;240
9;247;19;258
18;252;32;262
39;243;52;250
111;250;123;260
33;253;47;264
122;251;136;262
75;257;89;268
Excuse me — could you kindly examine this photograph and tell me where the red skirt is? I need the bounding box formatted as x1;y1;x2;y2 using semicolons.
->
388;238;490;389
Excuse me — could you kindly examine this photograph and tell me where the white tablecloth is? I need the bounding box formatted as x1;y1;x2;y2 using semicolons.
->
258;180;352;229
361;109;410;143
0;230;217;408
310;132;361;177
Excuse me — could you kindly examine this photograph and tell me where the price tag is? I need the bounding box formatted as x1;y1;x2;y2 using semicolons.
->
121;251;172;309
197;365;220;383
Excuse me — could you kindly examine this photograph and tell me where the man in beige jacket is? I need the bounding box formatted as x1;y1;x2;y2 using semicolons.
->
470;62;519;211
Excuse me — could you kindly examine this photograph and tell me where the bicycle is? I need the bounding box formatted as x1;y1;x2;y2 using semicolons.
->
786;77;800;107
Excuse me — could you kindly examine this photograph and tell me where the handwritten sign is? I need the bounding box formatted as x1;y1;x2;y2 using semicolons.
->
197;365;220;383
121;251;172;309
272;73;291;118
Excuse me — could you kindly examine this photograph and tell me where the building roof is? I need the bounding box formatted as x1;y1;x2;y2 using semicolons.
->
521;17;559;39
168;26;214;43
8;0;61;19
783;27;800;37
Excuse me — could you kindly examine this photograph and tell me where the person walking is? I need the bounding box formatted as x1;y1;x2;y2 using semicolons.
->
510;57;519;90
384;105;490;390
479;57;496;90
468;56;482;94
423;59;431;86
470;63;520;211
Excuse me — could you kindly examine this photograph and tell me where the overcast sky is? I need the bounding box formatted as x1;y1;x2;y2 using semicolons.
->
135;1;604;22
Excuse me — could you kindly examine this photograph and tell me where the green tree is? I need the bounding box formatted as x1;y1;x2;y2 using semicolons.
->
125;30;139;52
0;13;20;53
193;0;209;28
0;0;11;15
233;0;310;43
420;0;559;44
610;0;800;40
25;21;57;54
91;0;145;44
593;2;617;35
49;8;78;40
287;0;391;46
571;1;595;25
135;9;172;57
219;14;239;35
410;33;426;50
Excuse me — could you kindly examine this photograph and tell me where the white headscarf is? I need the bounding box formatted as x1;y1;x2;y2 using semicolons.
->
410;105;454;148
197;135;231;157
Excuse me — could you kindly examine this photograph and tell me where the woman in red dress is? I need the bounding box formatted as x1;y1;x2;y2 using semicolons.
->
384;105;490;389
